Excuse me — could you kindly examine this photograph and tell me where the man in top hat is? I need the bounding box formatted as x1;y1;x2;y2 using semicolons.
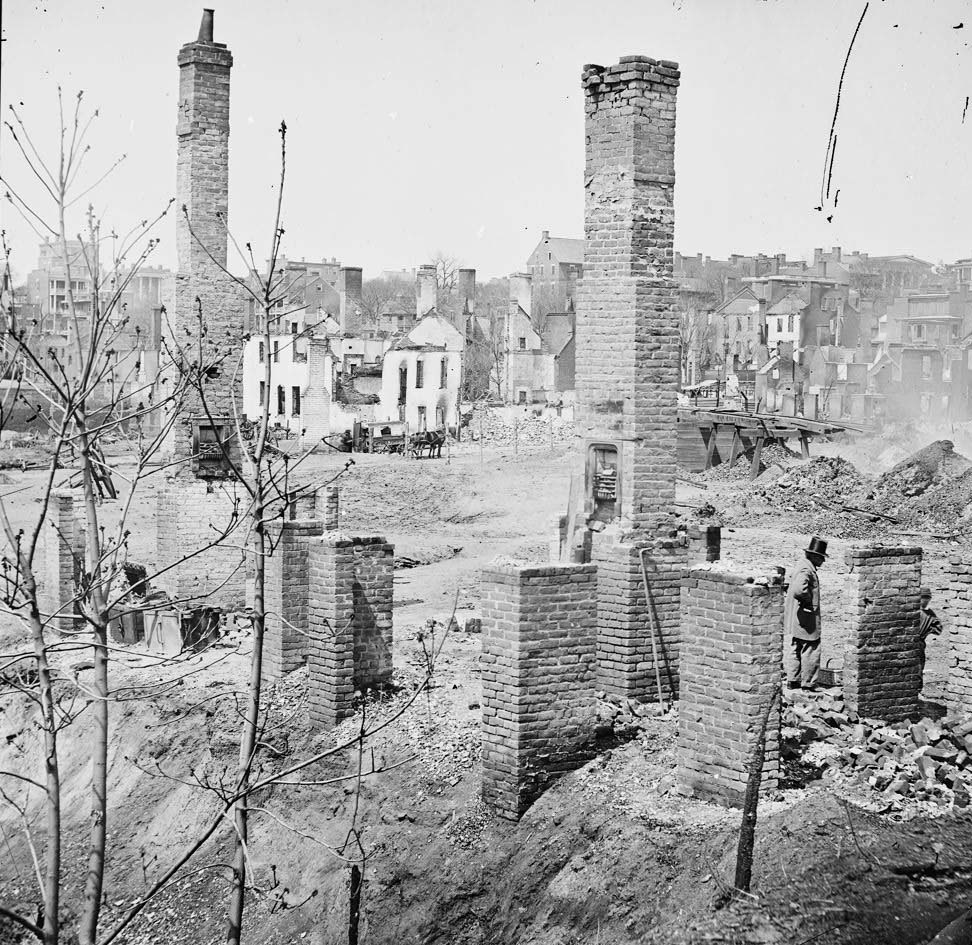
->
918;586;943;684
784;536;828;690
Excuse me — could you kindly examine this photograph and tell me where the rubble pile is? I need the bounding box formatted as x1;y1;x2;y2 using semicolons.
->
784;691;972;811
469;410;574;448
697;442;801;483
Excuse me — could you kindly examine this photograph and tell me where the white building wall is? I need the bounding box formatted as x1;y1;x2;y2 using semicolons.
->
377;348;461;430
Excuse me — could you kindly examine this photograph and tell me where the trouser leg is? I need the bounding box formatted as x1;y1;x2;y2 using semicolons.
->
784;638;802;687
800;639;820;688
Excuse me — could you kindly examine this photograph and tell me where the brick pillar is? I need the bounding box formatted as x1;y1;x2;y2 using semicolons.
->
576;56;680;536
677;567;784;807
593;532;687;702
301;337;332;449
687;524;721;564
843;546;922;723
481;562;598;820
945;555;972;712
263;519;323;681
307;535;394;728
43;491;82;633
317;485;339;531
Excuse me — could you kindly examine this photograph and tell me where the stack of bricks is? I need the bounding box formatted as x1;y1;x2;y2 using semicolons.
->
575;57;680;538
262;519;324;681
593;533;686;701
842;546;922;723
317;485;340;531
42;490;85;633
306;534;394;728
481;562;598;820
677;566;784;807
943;555;971;713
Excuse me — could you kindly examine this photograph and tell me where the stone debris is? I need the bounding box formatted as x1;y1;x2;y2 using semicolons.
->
467;409;574;448
783;690;972;811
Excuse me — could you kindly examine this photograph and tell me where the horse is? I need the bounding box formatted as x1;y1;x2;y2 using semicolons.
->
409;429;445;459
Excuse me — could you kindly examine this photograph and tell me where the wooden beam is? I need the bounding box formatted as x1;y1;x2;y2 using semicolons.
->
728;428;741;469
800;432;810;460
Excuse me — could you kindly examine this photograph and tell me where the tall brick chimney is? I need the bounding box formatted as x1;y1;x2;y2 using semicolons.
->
176;8;232;274
337;266;362;331
576;56;680;534
170;8;244;466
509;273;532;316
416;264;437;318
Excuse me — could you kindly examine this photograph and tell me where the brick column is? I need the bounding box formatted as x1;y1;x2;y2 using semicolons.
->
687;524;721;564
576;57;680;536
307;535;394;728
43;490;82;633
677;567;784;807
263;519;324;681
316;485;339;531
943;555;971;712
843;546;922;723
593;533;687;702
481;562;598;820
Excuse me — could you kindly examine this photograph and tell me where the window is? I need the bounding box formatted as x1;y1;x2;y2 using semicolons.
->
259;341;265;363
440;357;448;389
920;393;931;414
417;405;427;430
277;384;285;415
921;356;932;380
291;386;301;415
517;389;527;404
943;358;952;382
776;318;783;334
273;340;280;363
291;322;298;335
259;381;266;406
548;252;552;261
787;314;794;332
913;324;926;342
735;318;741;332
415;359;424;388
518;336;527;350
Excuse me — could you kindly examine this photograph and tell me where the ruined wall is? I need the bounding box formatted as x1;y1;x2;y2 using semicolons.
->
677;567;784;806
593;534;685;701
263;519;323;681
576;56;680;535
944;554;972;713
842;547;922;723
155;478;247;609
316;485;340;531
481;562;597;820
306;535;394;728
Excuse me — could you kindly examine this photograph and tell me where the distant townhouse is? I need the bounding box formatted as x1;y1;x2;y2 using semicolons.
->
527;231;583;318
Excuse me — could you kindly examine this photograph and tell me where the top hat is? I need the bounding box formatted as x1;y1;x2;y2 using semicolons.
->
920;587;932;598
806;536;828;559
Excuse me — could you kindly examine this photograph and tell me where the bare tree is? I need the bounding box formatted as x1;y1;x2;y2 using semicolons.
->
360;274;415;330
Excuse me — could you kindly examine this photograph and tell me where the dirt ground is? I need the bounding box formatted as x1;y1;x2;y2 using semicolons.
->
1;432;969;944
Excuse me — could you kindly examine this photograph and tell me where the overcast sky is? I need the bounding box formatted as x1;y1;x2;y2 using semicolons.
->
1;0;969;281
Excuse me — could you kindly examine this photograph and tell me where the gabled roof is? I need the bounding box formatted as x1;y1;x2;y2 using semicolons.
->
713;286;758;317
535;235;584;266
767;293;808;316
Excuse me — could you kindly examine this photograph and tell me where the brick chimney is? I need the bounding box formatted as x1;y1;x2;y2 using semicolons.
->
337;266;362;331
458;268;476;314
509;272;532;316
416;264;437;318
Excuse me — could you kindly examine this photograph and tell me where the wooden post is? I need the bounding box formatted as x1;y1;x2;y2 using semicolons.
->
799;432;810;460
728;428;742;469
750;436;764;480
704;423;720;469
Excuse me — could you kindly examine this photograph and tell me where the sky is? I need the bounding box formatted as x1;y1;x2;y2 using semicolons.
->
1;0;969;281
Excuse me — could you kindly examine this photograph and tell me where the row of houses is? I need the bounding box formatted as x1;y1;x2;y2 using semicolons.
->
679;246;972;423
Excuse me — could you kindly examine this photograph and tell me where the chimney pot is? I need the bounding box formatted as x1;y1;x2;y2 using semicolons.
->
197;8;215;44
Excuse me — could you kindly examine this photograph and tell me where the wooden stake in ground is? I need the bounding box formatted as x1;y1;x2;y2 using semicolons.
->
734;681;781;893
